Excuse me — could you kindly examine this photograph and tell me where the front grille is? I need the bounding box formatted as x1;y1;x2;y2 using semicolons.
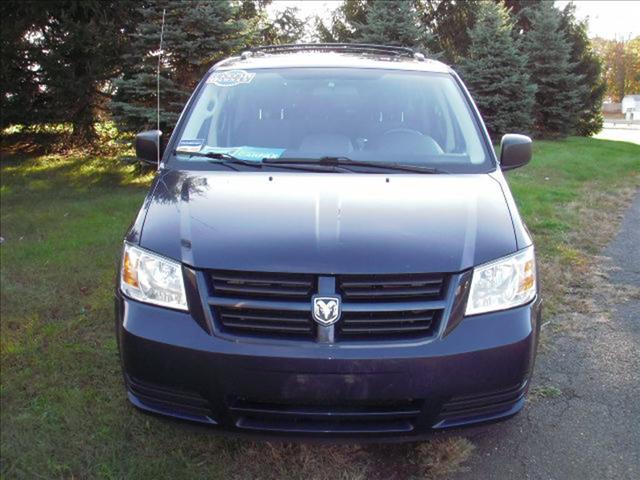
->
338;309;440;340
228;397;423;434
337;273;446;302
439;381;528;422
127;376;213;418
217;307;314;338
205;270;450;343
209;270;315;301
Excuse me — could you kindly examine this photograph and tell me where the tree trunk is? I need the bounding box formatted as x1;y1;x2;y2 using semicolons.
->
70;94;97;144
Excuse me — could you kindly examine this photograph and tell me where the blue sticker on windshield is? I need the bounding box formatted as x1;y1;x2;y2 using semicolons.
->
232;146;285;161
176;139;204;152
200;146;284;162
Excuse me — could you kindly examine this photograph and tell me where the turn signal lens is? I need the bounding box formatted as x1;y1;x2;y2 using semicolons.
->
122;249;139;287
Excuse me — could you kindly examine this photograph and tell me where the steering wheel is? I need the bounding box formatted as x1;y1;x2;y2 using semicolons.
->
382;128;424;137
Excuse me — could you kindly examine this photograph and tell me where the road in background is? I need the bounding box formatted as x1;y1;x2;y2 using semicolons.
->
594;122;640;145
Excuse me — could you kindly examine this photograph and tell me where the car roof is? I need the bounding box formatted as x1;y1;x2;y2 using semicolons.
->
212;47;452;74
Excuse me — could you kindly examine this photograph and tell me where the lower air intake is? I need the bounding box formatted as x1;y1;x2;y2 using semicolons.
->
228;397;424;434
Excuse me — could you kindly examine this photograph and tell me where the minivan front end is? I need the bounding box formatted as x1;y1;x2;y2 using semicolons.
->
116;46;541;440
115;251;540;438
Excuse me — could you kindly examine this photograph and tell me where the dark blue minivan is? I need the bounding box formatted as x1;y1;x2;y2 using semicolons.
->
116;44;541;440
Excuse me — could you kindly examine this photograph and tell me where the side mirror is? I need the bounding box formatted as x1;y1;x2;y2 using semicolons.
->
135;130;163;165
500;134;532;171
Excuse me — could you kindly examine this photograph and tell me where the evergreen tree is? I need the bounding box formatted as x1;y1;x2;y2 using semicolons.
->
38;1;140;142
261;7;305;45
418;0;481;64
0;1;138;141
559;3;605;136
521;2;583;138
355;0;428;49
502;0;543;32
460;1;535;141
315;0;431;52
315;0;369;43
239;1;305;47
111;1;247;133
0;1;46;129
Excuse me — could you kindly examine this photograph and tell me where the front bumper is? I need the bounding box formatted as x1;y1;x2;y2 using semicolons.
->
115;292;541;440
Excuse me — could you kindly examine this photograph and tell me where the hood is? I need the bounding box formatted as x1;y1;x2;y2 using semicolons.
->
138;170;517;274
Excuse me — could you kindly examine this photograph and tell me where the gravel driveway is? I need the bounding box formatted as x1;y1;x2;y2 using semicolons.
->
448;192;640;480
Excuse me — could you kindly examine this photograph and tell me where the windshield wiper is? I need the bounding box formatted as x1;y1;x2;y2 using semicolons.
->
263;156;449;174
175;150;350;173
175;150;264;168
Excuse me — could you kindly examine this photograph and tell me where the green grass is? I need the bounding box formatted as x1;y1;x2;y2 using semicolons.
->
507;137;640;256
506;137;640;315
1;136;638;479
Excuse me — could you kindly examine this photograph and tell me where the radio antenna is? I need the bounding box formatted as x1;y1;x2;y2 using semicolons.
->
156;8;166;170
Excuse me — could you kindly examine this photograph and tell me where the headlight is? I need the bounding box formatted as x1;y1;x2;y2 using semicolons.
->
120;243;188;311
466;245;536;316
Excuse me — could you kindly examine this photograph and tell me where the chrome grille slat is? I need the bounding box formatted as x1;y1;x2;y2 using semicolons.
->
342;314;434;324
338;310;440;339
211;274;310;286
341;325;433;334
221;313;310;324
343;287;442;298
221;321;312;333
209;270;315;301
217;306;314;337
340;278;443;287
337;273;446;302
214;285;310;297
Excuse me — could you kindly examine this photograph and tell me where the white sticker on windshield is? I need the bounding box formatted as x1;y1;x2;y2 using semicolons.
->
206;70;255;87
176;139;204;152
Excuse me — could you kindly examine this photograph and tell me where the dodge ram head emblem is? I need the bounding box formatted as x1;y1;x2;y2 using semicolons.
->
312;295;341;326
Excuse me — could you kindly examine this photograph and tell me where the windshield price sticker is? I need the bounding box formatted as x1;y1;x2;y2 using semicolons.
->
176;139;204;152
206;70;255;87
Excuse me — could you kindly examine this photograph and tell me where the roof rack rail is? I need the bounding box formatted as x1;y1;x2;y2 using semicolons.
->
249;43;426;60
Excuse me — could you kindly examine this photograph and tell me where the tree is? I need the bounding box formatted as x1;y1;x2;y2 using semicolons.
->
593;36;640;102
0;1;137;140
0;2;45;129
354;0;427;49
459;1;535;141
521;2;583;138
239;1;305;47
502;0;543;32
110;1;247;133
626;37;640;96
559;3;605;136
261;7;305;44
418;0;481;64
34;1;140;142
315;0;369;43
315;0;431;51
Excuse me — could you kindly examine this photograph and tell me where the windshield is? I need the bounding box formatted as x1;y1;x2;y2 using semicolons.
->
173;68;492;173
